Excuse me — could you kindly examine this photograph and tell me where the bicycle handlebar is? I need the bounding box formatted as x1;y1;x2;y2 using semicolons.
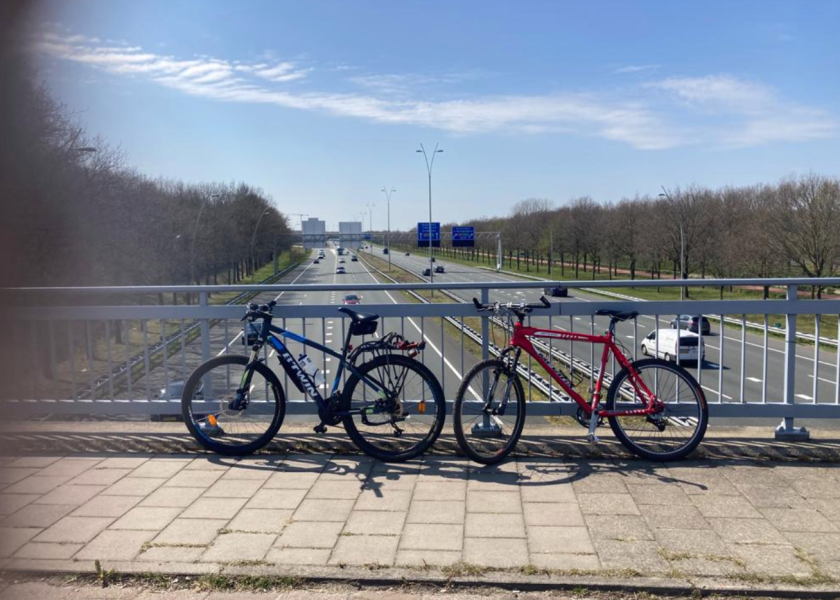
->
472;296;551;314
242;299;277;321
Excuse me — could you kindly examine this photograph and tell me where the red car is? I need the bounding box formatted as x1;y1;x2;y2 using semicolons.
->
343;294;361;305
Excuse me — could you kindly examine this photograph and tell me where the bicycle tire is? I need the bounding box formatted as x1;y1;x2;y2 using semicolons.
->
182;355;286;456
453;359;526;464
605;358;707;461
341;354;445;462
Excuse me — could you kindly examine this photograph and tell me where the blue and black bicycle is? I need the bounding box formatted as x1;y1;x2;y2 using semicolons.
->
181;300;445;461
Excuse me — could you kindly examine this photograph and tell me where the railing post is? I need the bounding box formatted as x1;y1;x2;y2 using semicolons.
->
481;287;490;362
775;284;810;441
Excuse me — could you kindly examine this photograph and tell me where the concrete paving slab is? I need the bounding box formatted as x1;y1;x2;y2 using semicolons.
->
406;500;465;524
328;534;399;566
227;508;292;533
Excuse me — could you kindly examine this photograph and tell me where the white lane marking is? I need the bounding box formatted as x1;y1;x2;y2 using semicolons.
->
746;376;762;383
809;374;837;385
702;385;733;400
796;393;814;400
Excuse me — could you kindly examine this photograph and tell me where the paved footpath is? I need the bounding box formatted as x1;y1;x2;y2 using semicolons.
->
4;450;840;595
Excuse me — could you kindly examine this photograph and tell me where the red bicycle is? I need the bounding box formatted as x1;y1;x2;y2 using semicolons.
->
453;297;708;463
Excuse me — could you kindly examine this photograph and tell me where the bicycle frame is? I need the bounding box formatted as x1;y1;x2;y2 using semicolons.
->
509;322;662;418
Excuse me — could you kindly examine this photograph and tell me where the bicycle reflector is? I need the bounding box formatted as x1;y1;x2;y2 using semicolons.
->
418;400;426;414
207;415;218;426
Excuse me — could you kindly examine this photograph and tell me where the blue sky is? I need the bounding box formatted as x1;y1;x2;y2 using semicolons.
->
29;0;840;230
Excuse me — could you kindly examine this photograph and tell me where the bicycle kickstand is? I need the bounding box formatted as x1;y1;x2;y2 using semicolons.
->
587;410;600;443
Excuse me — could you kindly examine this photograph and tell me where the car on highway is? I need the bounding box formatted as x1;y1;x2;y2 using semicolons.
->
431;257;436;262
405;252;410;256
336;266;346;274
351;255;358;262
434;265;445;273
343;294;361;305
339;258;345;263
313;259;319;264
670;315;711;335
423;268;432;276
154;381;203;400
544;285;568;298
383;248;389;254
641;329;705;363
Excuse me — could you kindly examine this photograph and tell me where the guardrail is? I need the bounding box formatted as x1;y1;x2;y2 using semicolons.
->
2;275;840;440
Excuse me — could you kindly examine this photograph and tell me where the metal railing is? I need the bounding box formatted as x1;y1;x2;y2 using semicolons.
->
2;277;840;439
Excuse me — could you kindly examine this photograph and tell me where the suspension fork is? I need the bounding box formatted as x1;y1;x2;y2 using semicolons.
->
482;347;520;426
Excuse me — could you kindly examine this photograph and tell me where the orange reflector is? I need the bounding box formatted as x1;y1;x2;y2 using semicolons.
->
418;401;426;414
207;415;218;426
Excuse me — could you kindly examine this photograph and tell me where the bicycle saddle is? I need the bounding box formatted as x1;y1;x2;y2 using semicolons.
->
595;309;639;321
337;307;379;322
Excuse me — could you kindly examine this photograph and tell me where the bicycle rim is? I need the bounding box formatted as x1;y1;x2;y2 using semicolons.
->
343;355;444;461
607;361;706;459
184;356;283;454
455;361;525;463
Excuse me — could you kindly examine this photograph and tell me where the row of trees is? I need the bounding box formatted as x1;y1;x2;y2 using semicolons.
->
453;175;840;297
0;64;294;288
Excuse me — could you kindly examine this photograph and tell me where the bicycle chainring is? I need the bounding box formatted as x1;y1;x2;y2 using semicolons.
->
575;406;605;429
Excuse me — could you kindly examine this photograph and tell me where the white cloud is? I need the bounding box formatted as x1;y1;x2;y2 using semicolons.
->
614;64;660;74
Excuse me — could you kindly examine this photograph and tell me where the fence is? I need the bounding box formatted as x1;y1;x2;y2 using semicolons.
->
2;278;840;438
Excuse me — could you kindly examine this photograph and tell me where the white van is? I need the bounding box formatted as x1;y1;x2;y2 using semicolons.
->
641;329;705;363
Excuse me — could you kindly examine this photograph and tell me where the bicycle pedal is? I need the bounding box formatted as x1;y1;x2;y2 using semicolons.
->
587;433;601;443
313;424;328;434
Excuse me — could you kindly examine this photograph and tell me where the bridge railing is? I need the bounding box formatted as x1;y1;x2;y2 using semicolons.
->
1;277;839;438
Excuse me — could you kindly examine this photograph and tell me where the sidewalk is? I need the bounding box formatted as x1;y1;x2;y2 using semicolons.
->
4;445;840;595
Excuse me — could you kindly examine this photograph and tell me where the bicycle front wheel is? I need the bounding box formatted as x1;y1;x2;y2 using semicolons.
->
453;359;526;464
341;354;445;462
182;355;286;456
605;358;707;461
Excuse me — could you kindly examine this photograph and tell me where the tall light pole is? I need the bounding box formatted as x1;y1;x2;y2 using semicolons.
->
251;208;271;281
191;192;221;284
659;187;685;301
365;203;376;242
417;143;443;287
381;188;395;270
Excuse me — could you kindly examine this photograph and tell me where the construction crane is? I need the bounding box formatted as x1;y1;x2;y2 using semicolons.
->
288;213;310;231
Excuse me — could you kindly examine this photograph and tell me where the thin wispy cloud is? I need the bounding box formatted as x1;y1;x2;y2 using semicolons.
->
32;33;838;150
614;64;660;74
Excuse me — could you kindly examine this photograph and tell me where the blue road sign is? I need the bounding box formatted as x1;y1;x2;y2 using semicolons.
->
417;222;441;247
363;233;372;240
452;226;475;247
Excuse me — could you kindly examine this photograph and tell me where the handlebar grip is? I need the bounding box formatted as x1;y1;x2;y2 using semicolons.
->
472;298;482;310
268;300;277;308
540;296;550;308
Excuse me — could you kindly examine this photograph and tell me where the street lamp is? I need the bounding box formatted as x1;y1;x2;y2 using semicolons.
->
659;186;685;301
251;208;271;281
417;143;443;288
191;192;221;284
365;203;376;235
381;187;395;270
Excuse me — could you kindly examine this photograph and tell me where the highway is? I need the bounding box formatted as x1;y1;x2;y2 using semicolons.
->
364;243;840;408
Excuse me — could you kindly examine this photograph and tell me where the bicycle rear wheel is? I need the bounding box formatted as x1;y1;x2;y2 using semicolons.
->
341;354;445;462
453;359;525;464
182;355;286;456
605;358;707;461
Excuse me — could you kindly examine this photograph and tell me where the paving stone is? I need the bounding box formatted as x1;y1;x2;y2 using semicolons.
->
275;521;343;548
140;486;206;508
466;512;525;538
529;552;600;571
344;511;406;535
584;514;654;541
721;465;790;487
245;488;308;510
638;503;709;530
626;483;692;505
467;472;522;492
0;468;41;485
0;582;72;600
666;555;746;577
70;495;143;519
577;493;640;516
519;483;577;503
528;526;595;554
730;543;814;577
413;481;466;501
68;468;132;487
204;479;265;498
400;523;463;551
738;484;810;509
395;550;462;567
571;473;628;494
353;489;412;512
135;545;207;563
3;475;73;495
668;471;742;496
365;470;418;490
308;481;364;500
110;507;182;531
7;457;62;469
329;534;399;566
523;502;584;527
184;457;233;471
219;463;276;481
0;494;39;516
13;542;83;560
293;499;355;522
0;503;75;528
96;457;151;470
466;490;522;513
790;478;840;498
181;497;248;519
807;497;840;521
100;477;167;497
463;537;528;568
594;539;670;573
38;458;102;478
264;547;331;565
200;532;275;562
0;528;41;557
75;529;157;561
33;485;106;506
784;532;840;561
34;516;112;543
227;508;292;533
654;528;728;555
759;507;839;532
154;518;228;545
407;500;465;524
129;459;189;479
263;471;321;489
690;494;763;519
708;517;789;545
163;470;225;489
